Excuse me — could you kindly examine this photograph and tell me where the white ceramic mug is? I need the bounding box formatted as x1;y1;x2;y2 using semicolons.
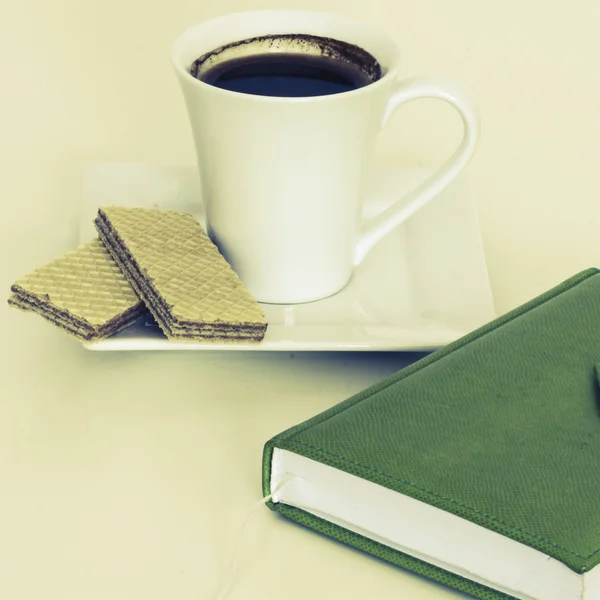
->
172;10;479;304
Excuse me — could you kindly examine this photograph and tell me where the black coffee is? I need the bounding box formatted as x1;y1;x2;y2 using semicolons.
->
190;34;381;98
198;53;372;97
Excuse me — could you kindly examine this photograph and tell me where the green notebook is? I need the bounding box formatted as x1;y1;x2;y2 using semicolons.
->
262;268;600;600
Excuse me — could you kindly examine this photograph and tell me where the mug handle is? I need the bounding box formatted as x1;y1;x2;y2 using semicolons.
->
354;77;480;265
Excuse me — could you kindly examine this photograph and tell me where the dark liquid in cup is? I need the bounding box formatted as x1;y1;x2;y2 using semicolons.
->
189;34;382;98
198;53;373;97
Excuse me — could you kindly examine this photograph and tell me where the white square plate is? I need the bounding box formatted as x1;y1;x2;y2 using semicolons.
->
80;163;495;351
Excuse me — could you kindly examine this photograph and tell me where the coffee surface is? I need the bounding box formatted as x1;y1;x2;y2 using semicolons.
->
197;52;373;97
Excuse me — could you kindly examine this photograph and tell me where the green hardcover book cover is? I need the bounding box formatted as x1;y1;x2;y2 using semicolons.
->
262;268;600;600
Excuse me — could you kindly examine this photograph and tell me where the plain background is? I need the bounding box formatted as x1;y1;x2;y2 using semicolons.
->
2;1;600;599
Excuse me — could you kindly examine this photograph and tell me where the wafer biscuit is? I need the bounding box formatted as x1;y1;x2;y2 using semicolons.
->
8;238;145;342
96;222;262;340
95;207;267;342
9;293;93;339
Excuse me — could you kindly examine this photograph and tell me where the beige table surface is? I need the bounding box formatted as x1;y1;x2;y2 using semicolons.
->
3;0;600;598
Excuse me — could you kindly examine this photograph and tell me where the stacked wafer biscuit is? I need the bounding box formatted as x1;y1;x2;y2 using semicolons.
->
95;207;267;342
9;238;145;341
9;207;268;343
